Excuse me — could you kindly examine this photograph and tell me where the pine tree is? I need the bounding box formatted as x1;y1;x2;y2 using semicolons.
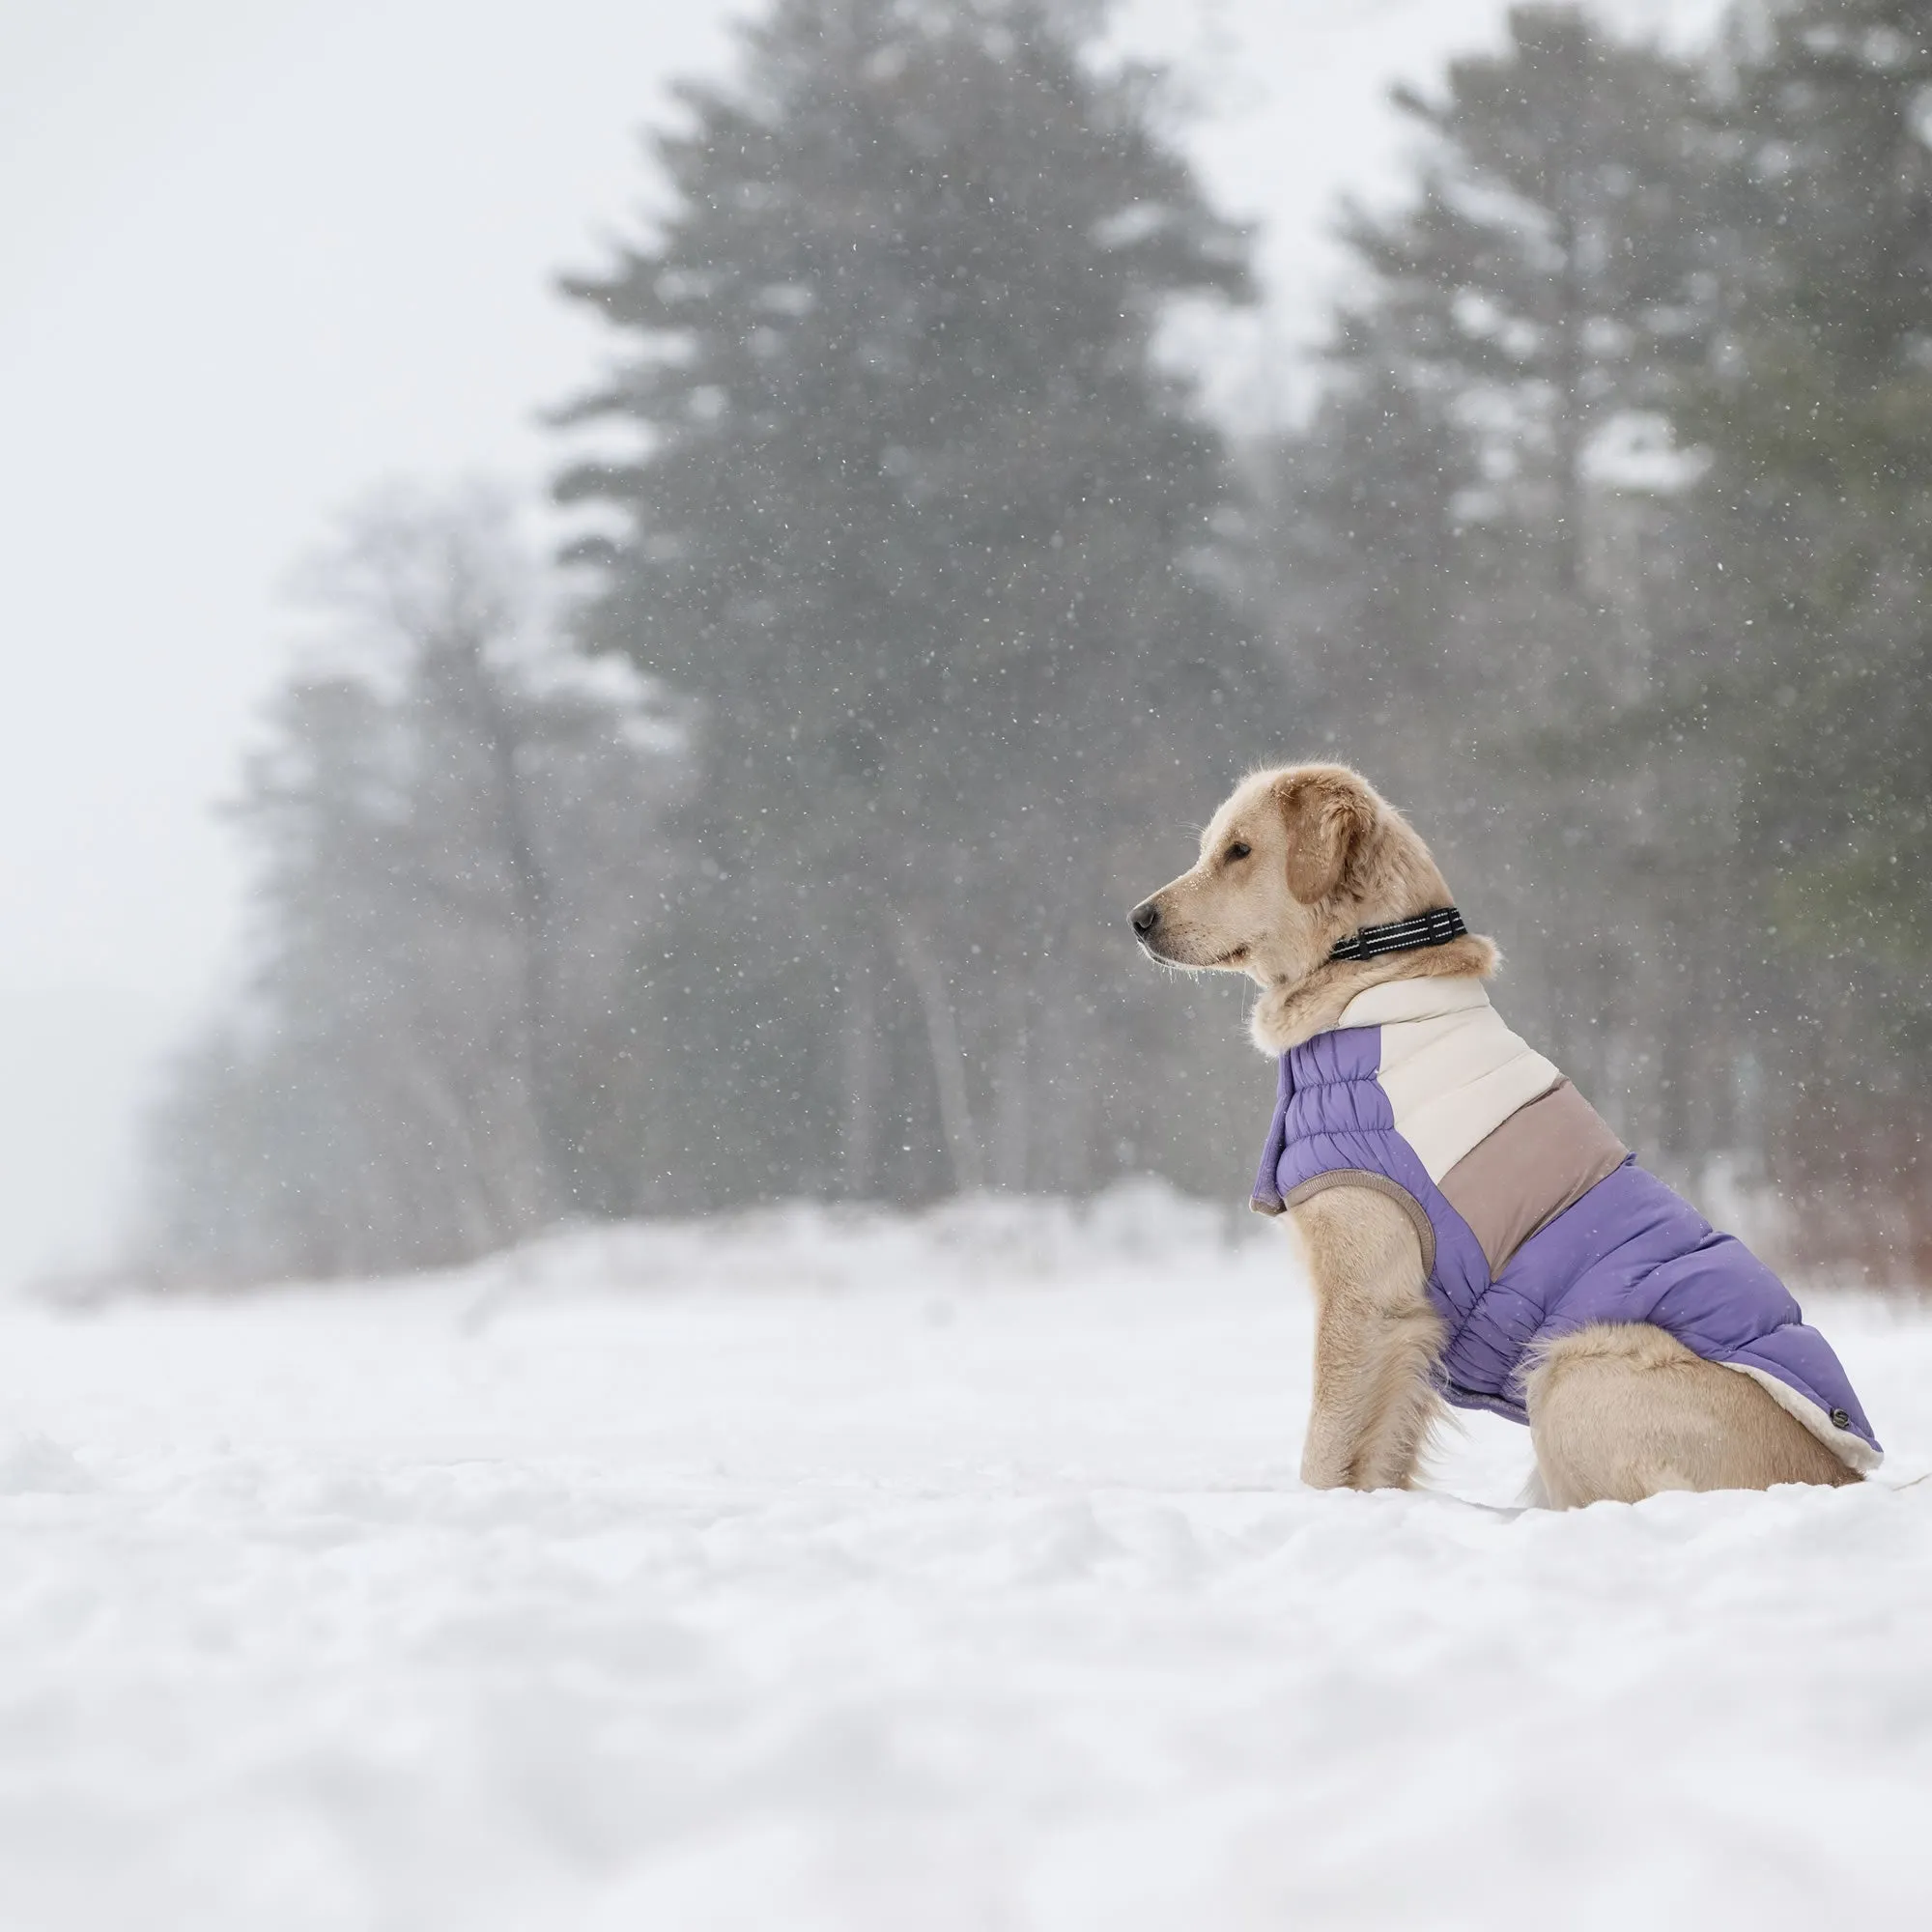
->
1341;4;1714;597
1258;352;1470;743
1691;0;1932;905
1685;0;1932;1268
555;0;1266;1202
1278;7;1730;1157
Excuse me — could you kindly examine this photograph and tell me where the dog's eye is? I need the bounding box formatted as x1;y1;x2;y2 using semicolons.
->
1225;842;1251;863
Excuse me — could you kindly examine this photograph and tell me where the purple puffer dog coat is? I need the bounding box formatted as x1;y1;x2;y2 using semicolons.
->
1251;975;1880;1469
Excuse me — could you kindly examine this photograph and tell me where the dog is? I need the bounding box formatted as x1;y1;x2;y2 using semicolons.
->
1131;763;1877;1506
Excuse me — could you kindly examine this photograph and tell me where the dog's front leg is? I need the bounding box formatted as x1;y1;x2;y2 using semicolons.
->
1289;1186;1444;1491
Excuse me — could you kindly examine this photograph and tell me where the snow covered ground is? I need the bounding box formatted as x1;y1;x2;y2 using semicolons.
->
4;1187;1931;1931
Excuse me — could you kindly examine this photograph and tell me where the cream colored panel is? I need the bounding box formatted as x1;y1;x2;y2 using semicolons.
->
1340;975;1492;1029
1396;1049;1563;1181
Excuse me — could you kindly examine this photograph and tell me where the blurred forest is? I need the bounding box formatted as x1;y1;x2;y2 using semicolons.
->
150;0;1932;1281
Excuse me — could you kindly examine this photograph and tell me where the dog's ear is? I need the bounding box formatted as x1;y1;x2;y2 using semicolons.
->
1274;771;1374;905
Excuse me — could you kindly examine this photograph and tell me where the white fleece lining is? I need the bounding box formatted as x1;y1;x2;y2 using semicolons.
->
1723;1362;1881;1473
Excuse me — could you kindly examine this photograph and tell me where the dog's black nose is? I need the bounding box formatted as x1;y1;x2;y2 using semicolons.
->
1130;900;1160;938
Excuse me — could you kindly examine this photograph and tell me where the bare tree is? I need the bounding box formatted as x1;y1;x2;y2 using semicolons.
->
144;490;683;1280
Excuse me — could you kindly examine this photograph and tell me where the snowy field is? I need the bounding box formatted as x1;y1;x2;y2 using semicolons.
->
4;1189;1932;1932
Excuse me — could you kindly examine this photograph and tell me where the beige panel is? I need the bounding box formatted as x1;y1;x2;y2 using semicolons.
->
1437;1081;1627;1274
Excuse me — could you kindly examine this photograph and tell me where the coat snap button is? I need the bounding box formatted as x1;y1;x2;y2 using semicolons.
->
1831;1407;1851;1430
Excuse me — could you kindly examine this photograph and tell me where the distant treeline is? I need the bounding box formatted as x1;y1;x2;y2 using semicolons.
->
148;0;1932;1282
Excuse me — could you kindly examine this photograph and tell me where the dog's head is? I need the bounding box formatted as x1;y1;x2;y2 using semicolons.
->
1128;763;1453;992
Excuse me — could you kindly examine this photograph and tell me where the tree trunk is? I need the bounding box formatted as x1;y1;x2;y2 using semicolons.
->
839;938;879;1197
459;639;565;1218
1551;180;1593;604
894;920;984;1193
993;958;1031;1190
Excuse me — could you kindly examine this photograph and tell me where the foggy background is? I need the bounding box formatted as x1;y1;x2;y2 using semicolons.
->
7;0;1903;1292
7;8;1931;1920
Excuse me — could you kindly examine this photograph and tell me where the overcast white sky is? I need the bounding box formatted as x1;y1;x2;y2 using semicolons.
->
0;0;1721;1287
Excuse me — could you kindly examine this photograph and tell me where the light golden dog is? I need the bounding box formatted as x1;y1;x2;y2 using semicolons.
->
1132;764;1857;1505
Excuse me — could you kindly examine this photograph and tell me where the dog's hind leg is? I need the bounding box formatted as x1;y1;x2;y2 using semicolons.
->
1524;1322;1860;1506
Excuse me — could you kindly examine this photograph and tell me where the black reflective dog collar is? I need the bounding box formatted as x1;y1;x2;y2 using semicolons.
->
1327;906;1468;964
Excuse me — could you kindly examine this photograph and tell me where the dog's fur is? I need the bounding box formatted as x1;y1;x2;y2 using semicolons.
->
1133;764;1860;1506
